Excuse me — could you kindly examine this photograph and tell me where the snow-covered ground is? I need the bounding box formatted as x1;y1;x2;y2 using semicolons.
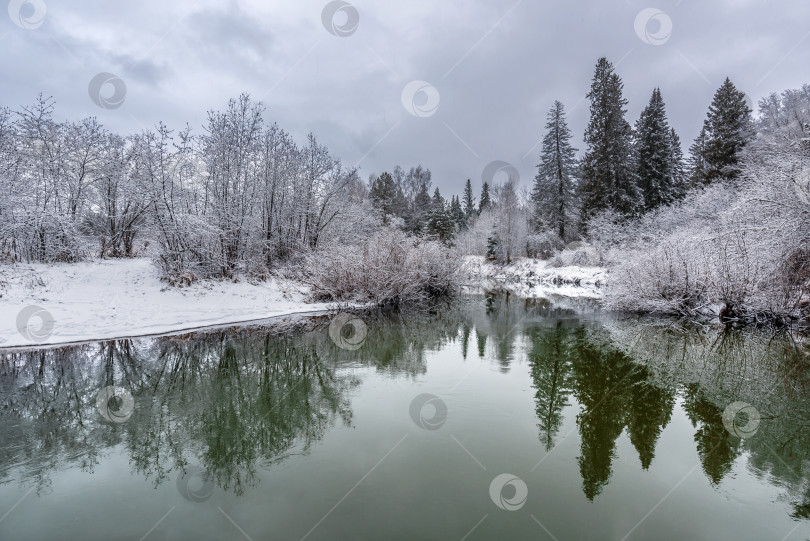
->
462;255;606;299
0;258;340;348
0;255;607;349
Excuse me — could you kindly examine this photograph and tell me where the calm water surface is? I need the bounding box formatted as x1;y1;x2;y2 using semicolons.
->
1;294;809;540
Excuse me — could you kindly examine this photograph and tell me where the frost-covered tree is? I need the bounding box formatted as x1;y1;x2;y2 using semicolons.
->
532;100;579;239
200;94;264;275
580;58;637;224
82;133;150;257
403;165;432;202
493;179;525;263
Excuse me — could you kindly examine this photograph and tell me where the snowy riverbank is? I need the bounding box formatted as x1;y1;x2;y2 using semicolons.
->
0;256;607;349
462;255;606;299
0;258;340;348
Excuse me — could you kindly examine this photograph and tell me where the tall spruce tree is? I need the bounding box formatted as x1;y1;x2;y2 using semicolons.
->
463;179;476;218
369;171;397;224
479;182;492;214
688;126;708;187
485;225;500;261
407;182;432;235
450;195;466;229
531;100;579;239
426;188;455;244
669;127;687;199
580;58;638;224
691;78;753;185
634;88;678;212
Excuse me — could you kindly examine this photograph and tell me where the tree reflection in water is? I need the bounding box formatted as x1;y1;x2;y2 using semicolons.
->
0;295;808;521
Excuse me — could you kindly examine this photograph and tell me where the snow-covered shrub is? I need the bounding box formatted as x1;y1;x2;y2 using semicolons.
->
566;241;585;250
300;228;461;306
526;232;565;260
152;214;223;282
0;215;86;263
605;234;713;316
570;249;590;266
545;244;602;268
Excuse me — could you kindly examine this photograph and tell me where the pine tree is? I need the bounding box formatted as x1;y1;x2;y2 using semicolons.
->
634;88;678;212
532;100;579;239
463;179;476;218
693;78;753;185
580;58;638;224
479;182;491;214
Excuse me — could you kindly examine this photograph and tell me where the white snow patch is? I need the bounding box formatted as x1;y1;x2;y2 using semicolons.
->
462;255;606;300
0;258;344;348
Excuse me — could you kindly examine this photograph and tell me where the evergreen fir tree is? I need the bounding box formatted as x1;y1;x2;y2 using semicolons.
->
407;182;432;235
485;225;500;261
479;182;491;214
580;57;638;225
634;88;677;212
369;171;398;224
669;128;687;199
426;188;455;244
688;126;708;187
463;179;476;218
532;100;579;239
450;195;466;230
694;78;754;184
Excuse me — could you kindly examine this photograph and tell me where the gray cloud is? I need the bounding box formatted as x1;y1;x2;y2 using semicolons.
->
1;0;807;195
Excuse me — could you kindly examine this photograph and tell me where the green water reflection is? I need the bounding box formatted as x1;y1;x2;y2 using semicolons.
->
0;294;808;540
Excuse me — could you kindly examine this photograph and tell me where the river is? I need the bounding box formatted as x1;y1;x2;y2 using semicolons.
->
0;293;808;540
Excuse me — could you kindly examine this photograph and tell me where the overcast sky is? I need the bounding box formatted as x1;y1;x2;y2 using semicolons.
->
2;0;808;195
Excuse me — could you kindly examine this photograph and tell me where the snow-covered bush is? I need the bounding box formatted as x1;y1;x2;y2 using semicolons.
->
300;228;461;306
604;233;713;316
152;214;223;283
547;244;602;268
0;215;86;263
526;232;565;260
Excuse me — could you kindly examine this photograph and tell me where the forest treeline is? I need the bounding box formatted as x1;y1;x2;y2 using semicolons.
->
1;57;808;317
